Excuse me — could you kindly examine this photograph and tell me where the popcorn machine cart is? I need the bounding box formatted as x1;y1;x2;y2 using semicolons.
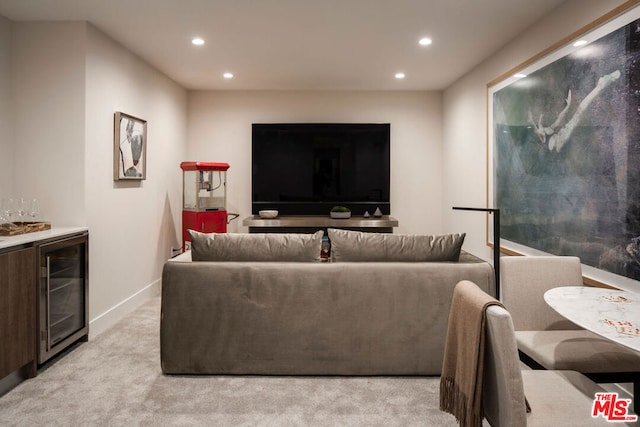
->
180;161;230;250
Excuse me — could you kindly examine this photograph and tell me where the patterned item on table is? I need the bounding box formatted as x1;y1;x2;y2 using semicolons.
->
600;294;631;303
603;318;640;336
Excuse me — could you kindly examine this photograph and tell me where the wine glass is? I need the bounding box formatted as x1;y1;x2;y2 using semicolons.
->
15;197;26;223
1;198;14;222
28;199;39;222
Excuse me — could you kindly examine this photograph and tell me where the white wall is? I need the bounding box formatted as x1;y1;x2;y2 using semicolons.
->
11;22;87;225
442;0;628;261
85;25;187;335
4;19;187;337
187;90;443;234
0;15;11;199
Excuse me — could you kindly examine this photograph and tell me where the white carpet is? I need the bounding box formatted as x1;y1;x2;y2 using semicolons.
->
0;297;459;426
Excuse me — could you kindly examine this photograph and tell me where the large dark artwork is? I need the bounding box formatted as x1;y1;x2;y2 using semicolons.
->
489;5;640;288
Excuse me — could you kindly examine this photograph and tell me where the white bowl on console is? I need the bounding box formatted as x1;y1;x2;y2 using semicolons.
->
330;211;351;219
259;210;279;219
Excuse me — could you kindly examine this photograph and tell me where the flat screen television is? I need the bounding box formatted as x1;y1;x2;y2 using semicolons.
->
252;123;390;216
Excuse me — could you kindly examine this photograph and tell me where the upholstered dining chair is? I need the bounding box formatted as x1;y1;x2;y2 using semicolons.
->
441;280;620;426
483;302;627;426
500;256;640;409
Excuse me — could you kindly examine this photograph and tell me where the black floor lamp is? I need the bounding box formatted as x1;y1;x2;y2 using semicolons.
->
452;207;501;300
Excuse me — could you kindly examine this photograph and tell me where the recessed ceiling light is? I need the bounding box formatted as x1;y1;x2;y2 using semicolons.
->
395;72;405;79
223;72;234;79
514;73;527;78
418;37;432;46
573;40;588;47
192;37;205;46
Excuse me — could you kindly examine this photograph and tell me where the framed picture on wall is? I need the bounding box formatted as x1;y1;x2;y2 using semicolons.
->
487;2;640;290
114;111;147;181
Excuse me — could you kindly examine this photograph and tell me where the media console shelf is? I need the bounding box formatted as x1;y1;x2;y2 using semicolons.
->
242;215;399;234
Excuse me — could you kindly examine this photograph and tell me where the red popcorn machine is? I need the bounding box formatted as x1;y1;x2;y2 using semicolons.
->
180;161;230;250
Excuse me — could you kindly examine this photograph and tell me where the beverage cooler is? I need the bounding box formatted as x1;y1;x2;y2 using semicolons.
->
37;232;89;364
180;161;230;251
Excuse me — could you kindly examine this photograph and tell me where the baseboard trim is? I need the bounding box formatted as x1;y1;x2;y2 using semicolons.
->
89;279;161;339
0;368;27;398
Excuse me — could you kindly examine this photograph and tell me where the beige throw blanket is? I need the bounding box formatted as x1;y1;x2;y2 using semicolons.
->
439;280;504;427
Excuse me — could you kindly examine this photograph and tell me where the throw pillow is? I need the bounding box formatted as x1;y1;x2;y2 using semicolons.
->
188;230;324;262
327;228;465;262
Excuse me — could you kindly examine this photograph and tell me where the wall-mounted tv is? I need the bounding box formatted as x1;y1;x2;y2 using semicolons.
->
252;123;390;216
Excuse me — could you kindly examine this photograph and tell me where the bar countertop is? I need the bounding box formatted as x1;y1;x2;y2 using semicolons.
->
0;226;88;250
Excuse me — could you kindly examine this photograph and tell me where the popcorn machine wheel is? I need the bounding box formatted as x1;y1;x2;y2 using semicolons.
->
180;161;230;251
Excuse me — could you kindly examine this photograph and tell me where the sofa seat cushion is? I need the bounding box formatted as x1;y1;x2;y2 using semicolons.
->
517;330;640;373
327;228;465;262
188;229;324;262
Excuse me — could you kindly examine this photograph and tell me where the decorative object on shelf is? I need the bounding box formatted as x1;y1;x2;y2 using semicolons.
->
487;2;640;290
373;207;383;217
0;199;14;229
364;211;370;218
4;197;39;223
27;199;39;221
330;206;351;219
0;220;16;233
259;210;278;219
0;197;47;236
14;197;26;222
114;111;147;181
0;221;51;236
1;197;15;223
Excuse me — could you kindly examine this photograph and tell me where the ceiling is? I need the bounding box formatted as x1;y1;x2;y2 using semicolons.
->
0;0;567;91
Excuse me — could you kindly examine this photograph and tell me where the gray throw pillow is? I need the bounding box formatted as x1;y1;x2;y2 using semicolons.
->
188;230;324;262
327;228;465;262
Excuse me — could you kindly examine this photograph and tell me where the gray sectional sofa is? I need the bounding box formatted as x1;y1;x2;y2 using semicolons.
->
160;229;495;375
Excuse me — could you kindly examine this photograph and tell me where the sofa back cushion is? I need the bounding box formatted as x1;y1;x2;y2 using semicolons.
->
188;229;324;262
327;228;465;262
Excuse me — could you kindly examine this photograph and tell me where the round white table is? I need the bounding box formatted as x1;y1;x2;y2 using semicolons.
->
544;286;640;353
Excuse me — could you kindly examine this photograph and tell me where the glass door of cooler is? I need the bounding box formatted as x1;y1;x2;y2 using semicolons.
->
37;233;89;364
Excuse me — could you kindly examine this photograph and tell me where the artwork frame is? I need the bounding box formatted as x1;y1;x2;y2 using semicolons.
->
114;111;147;181
487;2;640;291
